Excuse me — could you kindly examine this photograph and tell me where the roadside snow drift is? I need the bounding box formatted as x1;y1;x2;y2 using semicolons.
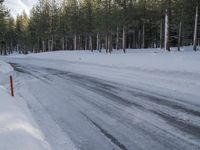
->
0;61;51;150
0;87;51;150
0;61;13;85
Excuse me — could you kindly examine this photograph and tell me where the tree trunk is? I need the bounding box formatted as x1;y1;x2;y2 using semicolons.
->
128;34;131;49
198;39;200;47
160;20;163;49
51;37;54;51
42;40;45;52
108;31;112;53
138;29;141;48
116;27;119;50
3;43;6;55
17;44;21;54
65;36;68;50
85;36;87;50
77;35;80;50
142;23;145;48
62;37;65;50
178;21;182;51
164;9;170;51
78;35;82;50
193;6;198;51
74;32;77;50
106;34;108;53
132;30;136;49
89;35;93;52
48;40;51;51
37;38;40;53
99;40;102;53
0;44;2;55
10;42;13;54
96;33;99;51
122;25;126;53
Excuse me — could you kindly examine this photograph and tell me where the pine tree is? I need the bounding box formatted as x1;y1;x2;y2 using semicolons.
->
1;0;200;54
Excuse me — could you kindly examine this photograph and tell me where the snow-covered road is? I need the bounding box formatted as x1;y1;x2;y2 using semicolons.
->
10;62;200;150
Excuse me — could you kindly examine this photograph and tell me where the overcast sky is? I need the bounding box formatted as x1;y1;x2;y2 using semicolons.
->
5;0;38;18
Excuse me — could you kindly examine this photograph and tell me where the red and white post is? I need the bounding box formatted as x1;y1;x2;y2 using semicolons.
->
10;75;14;97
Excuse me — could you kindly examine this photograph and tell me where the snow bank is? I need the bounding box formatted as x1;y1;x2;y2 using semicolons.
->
0;61;13;85
0;61;51;150
0;87;51;150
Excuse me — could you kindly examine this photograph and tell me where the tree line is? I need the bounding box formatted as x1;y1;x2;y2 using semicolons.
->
0;0;200;55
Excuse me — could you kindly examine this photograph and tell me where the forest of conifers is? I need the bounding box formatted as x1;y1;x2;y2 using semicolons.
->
0;0;200;55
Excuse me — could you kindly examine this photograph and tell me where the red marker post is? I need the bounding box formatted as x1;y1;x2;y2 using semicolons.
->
10;75;14;97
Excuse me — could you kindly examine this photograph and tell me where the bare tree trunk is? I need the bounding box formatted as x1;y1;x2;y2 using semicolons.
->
164;9;170;51
62;37;65;50
96;33;99;51
108;33;110;53
10;42;13;53
178;21;182;51
74;32;77;50
160;20;163;49
78;35;82;50
65;36;68;50
142;23;145;48
99;40;102;53
128;34;131;48
116;27;119;50
37;38;40;53
135;31;138;48
0;45;1;55
77;35;80;50
133;30;137;48
108;31;112;53
51;37;54;51
18;44;21;54
42;40;45;52
6;44;9;54
17;44;19;53
138;29;141;48
122;25;126;53
106;34;108;53
3;43;6;55
48;40;51;51
193;6;198;51
23;45;27;54
198;39;200;47
84;36;87;50
89;35;93;52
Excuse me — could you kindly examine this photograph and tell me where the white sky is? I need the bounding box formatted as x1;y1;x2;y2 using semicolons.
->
4;0;38;18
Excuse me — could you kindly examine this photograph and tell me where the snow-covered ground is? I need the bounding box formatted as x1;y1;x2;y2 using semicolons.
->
0;47;200;150
0;61;51;150
0;61;13;85
5;47;200;104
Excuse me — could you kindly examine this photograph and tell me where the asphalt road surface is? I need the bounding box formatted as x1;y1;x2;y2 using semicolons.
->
11;63;200;150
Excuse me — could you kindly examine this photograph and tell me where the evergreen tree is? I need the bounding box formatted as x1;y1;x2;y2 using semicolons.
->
1;0;200;54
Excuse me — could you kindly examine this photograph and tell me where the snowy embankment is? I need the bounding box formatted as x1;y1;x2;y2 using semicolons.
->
0;61;13;85
0;61;51;150
1;47;200;149
7;47;200;105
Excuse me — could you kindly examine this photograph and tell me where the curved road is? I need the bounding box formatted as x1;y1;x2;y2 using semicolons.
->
11;63;200;150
